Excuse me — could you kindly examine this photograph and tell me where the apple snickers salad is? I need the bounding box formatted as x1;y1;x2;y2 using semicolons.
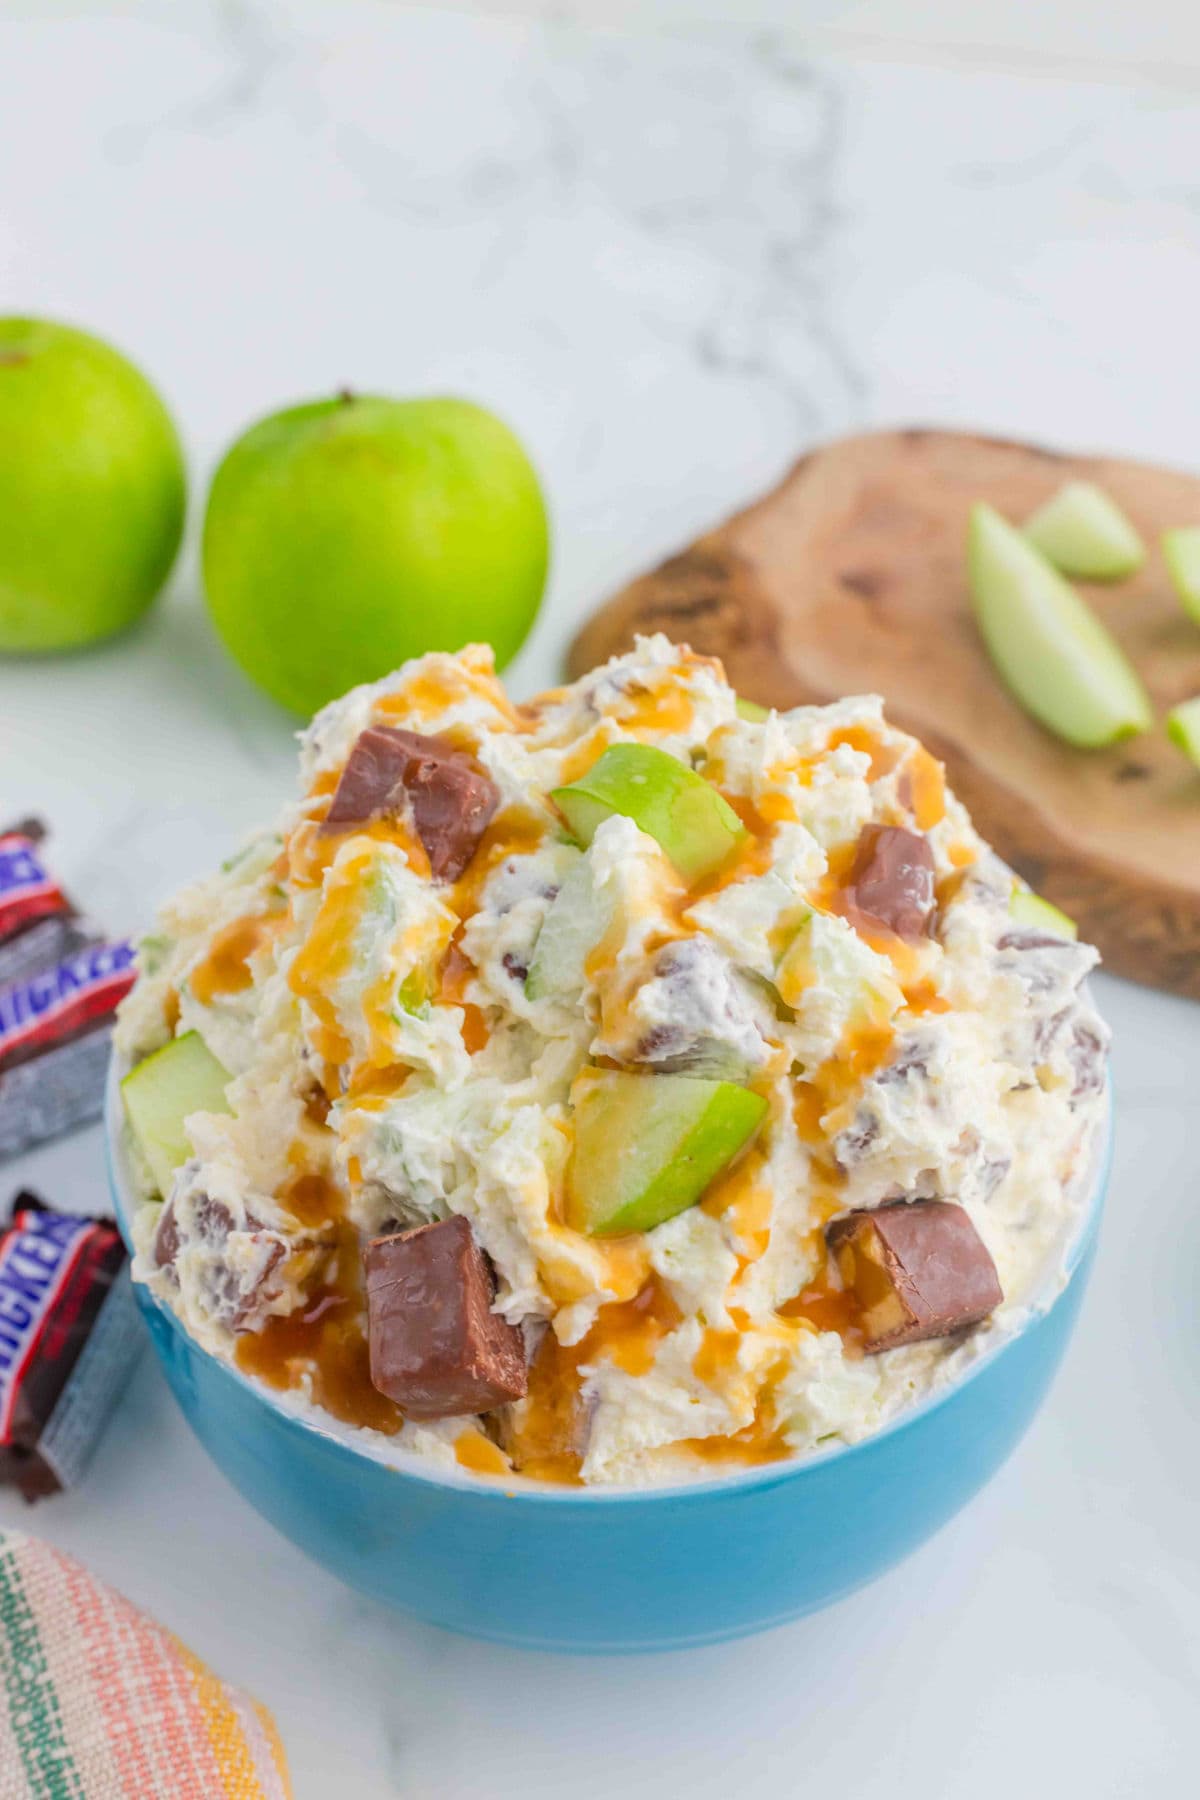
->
115;636;1108;1486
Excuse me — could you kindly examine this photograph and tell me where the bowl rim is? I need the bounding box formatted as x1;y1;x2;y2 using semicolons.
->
104;1052;1111;1507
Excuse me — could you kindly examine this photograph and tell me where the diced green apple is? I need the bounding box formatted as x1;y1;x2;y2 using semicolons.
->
968;503;1153;748
1008;887;1078;940
1166;696;1200;769
566;1069;768;1237
551;743;747;883
525;854;612;1001
734;696;769;721
1162;528;1200;625
1023;481;1144;581
121;1030;231;1195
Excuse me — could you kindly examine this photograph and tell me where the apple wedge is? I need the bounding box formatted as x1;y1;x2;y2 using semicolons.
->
552;743;746;883
121;1030;231;1195
566;1068;768;1237
968;503;1153;748
1023;481;1144;580
734;696;769;721
1008;888;1078;940
1167;697;1200;769
525;854;611;1001
1162;528;1200;626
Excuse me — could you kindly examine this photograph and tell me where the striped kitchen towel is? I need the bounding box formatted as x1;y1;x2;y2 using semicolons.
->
0;1530;291;1798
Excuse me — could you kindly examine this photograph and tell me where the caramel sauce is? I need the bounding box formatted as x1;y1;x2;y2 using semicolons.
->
163;987;181;1034
190;914;282;1004
374;660;522;730
946;841;977;870
454;1431;513;1477
615;683;697;737
901;747;946;830
237;1224;404;1436
448;808;548;929
677;1354;793;1469
903;979;951;1017
281;1171;341;1229
827;725;903;782
555;726;611;788
701;1149;772;1263
693;1327;742;1386
436;936;491;1053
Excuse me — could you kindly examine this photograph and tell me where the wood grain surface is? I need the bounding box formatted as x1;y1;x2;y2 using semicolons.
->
569;429;1200;998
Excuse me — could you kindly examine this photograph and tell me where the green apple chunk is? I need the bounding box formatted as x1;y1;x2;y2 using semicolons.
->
525;854;611;1001
968;504;1153;748
1166;696;1200;769
734;696;769;721
566;1069;769;1237
1023;481;1144;581
1009;887;1078;940
203;393;549;716
1162;528;1200;625
0;318;185;650
551;744;747;882
121;1030;231;1195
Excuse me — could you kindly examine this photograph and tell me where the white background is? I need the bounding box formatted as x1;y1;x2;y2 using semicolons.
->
0;3;1197;1795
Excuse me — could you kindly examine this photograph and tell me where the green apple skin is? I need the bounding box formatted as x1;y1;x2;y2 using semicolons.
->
566;1069;769;1237
734;696;769;721
121;1030;231;1195
552;743;747;882
968;503;1153;749
1166;696;1200;768
1162;528;1200;625
0;319;186;651
1008;888;1078;940
1023;481;1144;581
202;394;550;716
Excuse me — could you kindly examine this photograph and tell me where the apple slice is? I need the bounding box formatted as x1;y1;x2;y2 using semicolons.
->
1008;887;1078;940
734;696;769;721
1162;528;1200;626
968;504;1153;748
121;1030;231;1195
1023;481;1144;580
525;854;611;1001
1167;696;1200;769
551;743;746;882
566;1069;768;1237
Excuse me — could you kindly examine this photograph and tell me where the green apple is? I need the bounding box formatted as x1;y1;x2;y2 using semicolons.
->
734;696;769;721
1008;887;1078;940
566;1069;768;1237
525;853;611;1002
1166;696;1200;768
968;503;1153;748
202;393;549;715
552;744;746;882
121;1030;231;1195
0;318;185;651
1023;481;1144;580
1162;528;1200;625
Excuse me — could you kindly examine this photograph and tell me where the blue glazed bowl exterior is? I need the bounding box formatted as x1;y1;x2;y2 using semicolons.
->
107;1074;1108;1653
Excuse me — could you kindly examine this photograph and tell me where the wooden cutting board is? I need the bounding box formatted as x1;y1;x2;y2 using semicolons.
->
569;429;1200;998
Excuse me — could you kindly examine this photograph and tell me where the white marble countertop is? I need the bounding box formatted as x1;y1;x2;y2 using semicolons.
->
1;4;1197;1795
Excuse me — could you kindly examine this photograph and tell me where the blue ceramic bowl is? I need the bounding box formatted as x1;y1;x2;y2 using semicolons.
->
105;1063;1109;1653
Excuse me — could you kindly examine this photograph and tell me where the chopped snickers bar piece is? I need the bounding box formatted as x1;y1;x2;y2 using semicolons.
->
826;1199;1002;1353
365;1214;527;1418
0;819;90;986
151;1189;299;1334
322;727;499;882
0;1192;143;1501
845;825;936;941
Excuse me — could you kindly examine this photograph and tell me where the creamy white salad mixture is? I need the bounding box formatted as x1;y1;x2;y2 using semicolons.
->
115;637;1107;1486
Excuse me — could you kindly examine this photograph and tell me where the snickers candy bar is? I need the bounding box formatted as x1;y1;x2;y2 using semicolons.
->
322;727;499;882
826;1199;1002;1353
0;939;136;1160
365;1214;527;1418
0;1192;143;1501
845;825;936;941
0;819;90;986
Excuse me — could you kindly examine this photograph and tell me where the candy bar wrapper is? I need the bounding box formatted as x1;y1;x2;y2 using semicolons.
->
0;940;136;1161
0;1194;143;1502
0;1530;293;1797
0;822;91;988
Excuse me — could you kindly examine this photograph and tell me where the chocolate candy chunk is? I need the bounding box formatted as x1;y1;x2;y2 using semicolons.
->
845;825;936;940
365;1214;527;1419
826;1199;1002;1353
323;727;499;882
0;1192;143;1502
153;1190;292;1332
